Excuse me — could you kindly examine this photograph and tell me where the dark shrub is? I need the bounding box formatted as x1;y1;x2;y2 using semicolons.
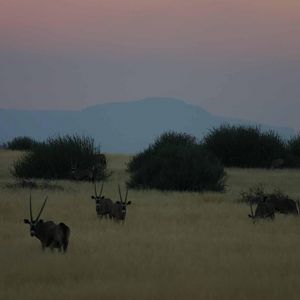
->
202;125;287;168
127;132;226;192
289;134;300;157
239;185;266;204
12;134;107;180
285;134;300;168
6;136;39;151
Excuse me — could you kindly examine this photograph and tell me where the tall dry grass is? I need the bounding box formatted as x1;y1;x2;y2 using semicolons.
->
1;150;300;300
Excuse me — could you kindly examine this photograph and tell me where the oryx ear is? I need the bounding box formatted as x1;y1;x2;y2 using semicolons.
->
91;196;96;199
116;201;121;204
127;201;132;205
24;219;30;224
38;219;44;223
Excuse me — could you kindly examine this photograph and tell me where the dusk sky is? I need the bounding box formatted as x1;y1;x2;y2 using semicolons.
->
1;0;300;131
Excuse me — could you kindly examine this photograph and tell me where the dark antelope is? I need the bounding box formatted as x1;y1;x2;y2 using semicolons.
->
268;194;300;215
110;185;131;222
23;193;70;252
91;182;113;218
248;197;275;223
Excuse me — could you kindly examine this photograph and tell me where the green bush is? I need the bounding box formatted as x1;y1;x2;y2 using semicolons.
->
6;136;39;151
127;132;226;192
239;185;266;204
289;134;300;157
202;125;287;168
12;135;107;180
285;134;300;168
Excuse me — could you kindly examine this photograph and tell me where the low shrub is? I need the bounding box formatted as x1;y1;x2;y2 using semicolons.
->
285;134;300;168
239;185;266;204
12;134;107;180
5;136;39;151
288;134;300;157
202;125;287;168
127;132;226;192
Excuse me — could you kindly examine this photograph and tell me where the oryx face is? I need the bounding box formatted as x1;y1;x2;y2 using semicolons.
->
116;200;131;220
112;184;131;221
24;219;44;236
91;182;105;215
91;195;105;214
23;193;48;236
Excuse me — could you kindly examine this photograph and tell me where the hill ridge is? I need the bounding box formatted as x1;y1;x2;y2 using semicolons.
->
0;97;294;153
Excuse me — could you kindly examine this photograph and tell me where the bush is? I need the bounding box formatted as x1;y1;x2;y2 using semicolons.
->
5;136;39;151
285;134;300;168
12;134;107;180
239;185;266;204
127;132;226;192
289;134;300;157
202;125;287;168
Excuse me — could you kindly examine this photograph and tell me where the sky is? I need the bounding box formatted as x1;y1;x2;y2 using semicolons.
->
0;0;300;131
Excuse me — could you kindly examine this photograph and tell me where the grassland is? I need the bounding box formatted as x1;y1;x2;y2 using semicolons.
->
1;150;300;300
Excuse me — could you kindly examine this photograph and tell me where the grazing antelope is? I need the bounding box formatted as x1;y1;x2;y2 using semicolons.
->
110;185;131;222
248;197;275;223
91;182;113;218
23;193;70;252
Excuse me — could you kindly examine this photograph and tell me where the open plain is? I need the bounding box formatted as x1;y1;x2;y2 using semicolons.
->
1;150;300;300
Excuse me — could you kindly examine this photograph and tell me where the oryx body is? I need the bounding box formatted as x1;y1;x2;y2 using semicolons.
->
24;194;70;252
110;185;131;222
91;182;113;218
269;196;299;215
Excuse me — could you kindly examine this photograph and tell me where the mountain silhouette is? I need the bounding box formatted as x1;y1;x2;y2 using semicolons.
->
0;97;294;153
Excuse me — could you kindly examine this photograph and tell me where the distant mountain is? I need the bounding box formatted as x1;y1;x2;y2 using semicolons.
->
0;97;294;153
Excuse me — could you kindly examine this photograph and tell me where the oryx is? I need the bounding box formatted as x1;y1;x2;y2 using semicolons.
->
23;193;70;252
91;182;113;218
110;185;131;222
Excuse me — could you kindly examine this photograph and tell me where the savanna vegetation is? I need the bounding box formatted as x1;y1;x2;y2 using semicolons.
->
4;136;39;151
202;125;288;168
127;132;225;192
286;134;300;167
6;126;300;182
1;149;300;300
12;134;107;181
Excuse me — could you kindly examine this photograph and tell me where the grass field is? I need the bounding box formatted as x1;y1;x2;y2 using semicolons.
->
1;150;300;300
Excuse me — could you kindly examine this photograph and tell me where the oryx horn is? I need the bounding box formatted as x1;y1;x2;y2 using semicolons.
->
35;196;48;221
30;192;33;222
99;182;104;197
118;184;123;203
124;188;128;203
250;199;255;223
